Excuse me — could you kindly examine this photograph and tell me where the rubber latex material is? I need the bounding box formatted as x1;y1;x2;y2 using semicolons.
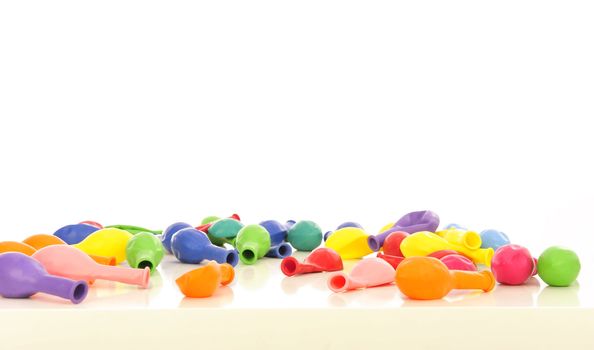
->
208;218;244;238
0;241;36;256
171;228;239;266
392;210;440;234
235;224;271;265
126;232;165;273
265;243;293;259
259;220;289;246
440;254;477;271
0;252;89;304
79;221;103;229
537;246;581;287
53;224;99;245
175;261;235;298
286;220;323;252
400;231;494;266
376;253;405;269
395;257;495;300
325;222;363;242
22;234;116;266
480;229;511;251
73;228;133;264
33;245;150;288
382;231;410;257
435;228;482;250
327;258;395;293
325;227;373;259
280;248;343;276
491;244;534;285
195;214;241;234
161;222;193;254
105;225;162;235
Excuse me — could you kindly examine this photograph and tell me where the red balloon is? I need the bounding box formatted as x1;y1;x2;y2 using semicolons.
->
383;231;409;257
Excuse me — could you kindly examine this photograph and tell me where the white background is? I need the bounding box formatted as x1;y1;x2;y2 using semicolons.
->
1;1;592;264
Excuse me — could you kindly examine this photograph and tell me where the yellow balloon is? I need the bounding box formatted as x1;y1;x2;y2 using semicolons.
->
435;228;482;250
74;228;133;264
325;227;373;259
400;231;494;266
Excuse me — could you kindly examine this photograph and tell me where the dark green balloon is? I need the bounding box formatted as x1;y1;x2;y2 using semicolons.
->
287;220;322;251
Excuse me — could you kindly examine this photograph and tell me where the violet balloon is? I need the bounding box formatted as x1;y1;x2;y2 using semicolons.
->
0;252;89;304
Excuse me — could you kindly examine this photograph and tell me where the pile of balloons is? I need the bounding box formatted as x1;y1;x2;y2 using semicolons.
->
0;210;582;303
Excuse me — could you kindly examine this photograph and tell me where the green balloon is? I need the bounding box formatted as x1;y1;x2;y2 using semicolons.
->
106;224;162;235
235;224;271;265
287;220;322;251
125;232;165;273
201;216;220;225
537;246;581;287
209;218;244;238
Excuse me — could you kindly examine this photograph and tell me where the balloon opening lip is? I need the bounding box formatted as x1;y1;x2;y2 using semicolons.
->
482;271;496;292
137;260;153;272
328;273;348;293
281;256;299;276
277;243;292;259
226;250;239;267
70;281;89;304
367;236;381;251
464;232;482;250
240;249;256;264
140;267;151;288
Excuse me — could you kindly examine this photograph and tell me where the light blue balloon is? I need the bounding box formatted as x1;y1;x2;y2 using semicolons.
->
480;229;510;251
443;223;467;230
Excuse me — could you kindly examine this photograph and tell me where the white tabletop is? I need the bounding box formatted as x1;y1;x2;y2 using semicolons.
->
2;253;593;349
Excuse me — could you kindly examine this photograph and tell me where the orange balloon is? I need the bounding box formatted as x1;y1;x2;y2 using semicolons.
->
176;262;235;298
22;234;116;266
23;234;66;249
395;256;495;300
0;241;37;256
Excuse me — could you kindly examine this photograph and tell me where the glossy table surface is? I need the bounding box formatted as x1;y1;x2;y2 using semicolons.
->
2;253;593;349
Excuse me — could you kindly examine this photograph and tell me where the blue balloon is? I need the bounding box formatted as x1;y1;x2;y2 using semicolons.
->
171;228;238;266
161;222;193;254
259;220;289;246
265;243;293;259
53;224;99;245
325;221;363;241
480;229;510;251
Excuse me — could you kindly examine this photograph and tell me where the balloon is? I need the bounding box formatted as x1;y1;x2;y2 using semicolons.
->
125;232;165;272
325;227;373;259
235;224;271;265
73;228;133;264
171;228;239;266
327;258;395;293
280;248;343;276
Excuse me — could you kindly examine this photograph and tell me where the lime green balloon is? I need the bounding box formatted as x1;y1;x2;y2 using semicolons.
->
125;232;164;273
201;216;220;225
106;225;162;235
537;246;580;287
235;224;271;265
287;220;322;251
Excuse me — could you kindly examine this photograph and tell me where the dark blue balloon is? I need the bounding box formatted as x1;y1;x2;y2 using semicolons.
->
171;228;239;266
265;242;293;259
161;222;193;254
259;220;289;246
53;224;99;245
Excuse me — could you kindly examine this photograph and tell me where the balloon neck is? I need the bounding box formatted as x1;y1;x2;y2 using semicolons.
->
94;265;150;289
266;243;293;259
239;242;260;265
36;275;88;304
451;270;495;292
328;273;363;293
133;252;156;272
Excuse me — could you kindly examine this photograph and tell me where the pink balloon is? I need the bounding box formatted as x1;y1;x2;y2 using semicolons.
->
491;244;534;285
440;254;477;271
327;258;395;293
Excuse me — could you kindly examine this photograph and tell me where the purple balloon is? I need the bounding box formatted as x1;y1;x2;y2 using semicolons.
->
367;211;440;251
0;252;88;304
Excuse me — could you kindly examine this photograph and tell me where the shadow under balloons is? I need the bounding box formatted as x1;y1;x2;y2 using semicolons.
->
537;282;581;307
178;286;235;308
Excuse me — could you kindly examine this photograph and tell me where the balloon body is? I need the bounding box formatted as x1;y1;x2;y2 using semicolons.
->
161;222;193;254
73;228;133;264
287;220;322;251
54;224;99;245
435;229;482;250
376;253;405;269
440;254;477;271
382;231;409;257
176;261;235;298
327;258;395;293
22;234;116;266
0;241;36;256
171;228;239;266
209;219;244;239
324;222;362;241
281;248;343;276
491;244;534;285
395;257;495;300
235;225;271;265
480;229;511;251
259;220;289;246
0;252;89;304
126;232;165;272
537;246;580;287
33;245;150;288
393;210;440;234
325;227;373;259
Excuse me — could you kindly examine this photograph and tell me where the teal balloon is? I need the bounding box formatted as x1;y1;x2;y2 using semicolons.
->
287;220;322;251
